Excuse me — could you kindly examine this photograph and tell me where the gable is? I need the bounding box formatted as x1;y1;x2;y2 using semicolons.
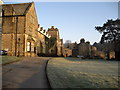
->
2;3;32;16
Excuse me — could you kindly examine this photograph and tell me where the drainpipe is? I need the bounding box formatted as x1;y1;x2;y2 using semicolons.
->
17;38;20;57
15;17;18;56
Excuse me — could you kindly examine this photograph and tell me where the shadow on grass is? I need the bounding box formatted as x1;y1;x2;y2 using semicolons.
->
63;57;106;62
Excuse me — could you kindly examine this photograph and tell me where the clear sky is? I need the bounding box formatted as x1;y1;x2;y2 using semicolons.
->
4;1;118;44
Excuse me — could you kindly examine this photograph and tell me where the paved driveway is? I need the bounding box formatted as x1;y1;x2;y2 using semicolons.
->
2;57;51;88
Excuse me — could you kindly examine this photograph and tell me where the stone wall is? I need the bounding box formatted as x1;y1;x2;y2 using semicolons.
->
78;42;91;57
63;48;72;57
24;2;38;56
47;26;62;56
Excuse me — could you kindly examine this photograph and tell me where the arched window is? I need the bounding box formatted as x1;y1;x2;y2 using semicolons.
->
31;42;34;52
27;42;30;52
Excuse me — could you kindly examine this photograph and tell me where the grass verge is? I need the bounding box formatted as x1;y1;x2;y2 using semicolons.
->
47;57;119;88
1;56;22;65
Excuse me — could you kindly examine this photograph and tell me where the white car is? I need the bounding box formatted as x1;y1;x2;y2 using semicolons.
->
77;55;84;58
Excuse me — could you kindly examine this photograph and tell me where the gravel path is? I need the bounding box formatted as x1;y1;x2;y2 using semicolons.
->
2;57;51;89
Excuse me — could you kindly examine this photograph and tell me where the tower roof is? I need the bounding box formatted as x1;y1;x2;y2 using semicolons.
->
48;26;58;31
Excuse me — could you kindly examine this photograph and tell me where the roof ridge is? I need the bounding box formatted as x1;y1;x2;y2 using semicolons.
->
3;2;33;5
2;2;33;16
24;3;32;15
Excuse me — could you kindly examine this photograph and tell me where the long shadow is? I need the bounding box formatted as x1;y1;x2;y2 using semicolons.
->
63;57;103;62
63;57;119;62
19;59;52;89
19;72;51;89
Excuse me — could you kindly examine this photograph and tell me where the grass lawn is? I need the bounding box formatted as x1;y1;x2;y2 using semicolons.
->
47;57;119;88
0;56;23;65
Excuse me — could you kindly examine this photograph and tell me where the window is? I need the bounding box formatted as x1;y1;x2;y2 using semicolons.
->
31;43;34;52
27;42;31;52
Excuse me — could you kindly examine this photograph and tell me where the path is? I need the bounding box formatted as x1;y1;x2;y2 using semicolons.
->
2;57;51;89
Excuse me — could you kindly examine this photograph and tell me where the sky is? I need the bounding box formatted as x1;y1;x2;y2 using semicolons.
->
3;0;118;44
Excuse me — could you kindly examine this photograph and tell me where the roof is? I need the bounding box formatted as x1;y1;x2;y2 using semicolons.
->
2;2;33;16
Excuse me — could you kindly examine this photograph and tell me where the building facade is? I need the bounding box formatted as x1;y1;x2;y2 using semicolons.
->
2;2;39;56
37;25;51;56
78;39;91;58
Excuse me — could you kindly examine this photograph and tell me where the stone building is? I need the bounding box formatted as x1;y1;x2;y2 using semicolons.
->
37;25;51;56
64;41;79;57
47;26;63;56
1;2;63;57
1;2;39;56
65;38;104;59
0;0;3;51
60;39;64;56
78;38;91;58
71;42;78;57
78;38;106;58
90;45;97;57
63;48;72;57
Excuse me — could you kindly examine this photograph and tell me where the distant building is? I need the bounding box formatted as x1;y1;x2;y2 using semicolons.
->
63;38;106;59
78;39;91;58
63;48;72;57
71;42;78;57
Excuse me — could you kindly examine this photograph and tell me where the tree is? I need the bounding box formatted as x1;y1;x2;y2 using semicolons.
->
95;19;120;60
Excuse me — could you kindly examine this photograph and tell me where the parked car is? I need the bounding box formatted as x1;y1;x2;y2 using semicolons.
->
0;50;7;55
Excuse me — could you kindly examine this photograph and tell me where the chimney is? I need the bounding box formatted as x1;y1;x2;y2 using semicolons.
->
55;28;58;30
51;26;54;29
43;29;46;33
40;27;43;31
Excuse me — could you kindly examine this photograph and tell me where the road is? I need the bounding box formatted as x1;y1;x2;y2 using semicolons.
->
2;57;51;88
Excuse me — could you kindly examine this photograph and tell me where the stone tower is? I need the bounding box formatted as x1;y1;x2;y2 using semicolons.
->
47;26;61;56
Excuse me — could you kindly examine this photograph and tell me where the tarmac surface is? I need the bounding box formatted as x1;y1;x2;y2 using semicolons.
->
2;57;51;88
